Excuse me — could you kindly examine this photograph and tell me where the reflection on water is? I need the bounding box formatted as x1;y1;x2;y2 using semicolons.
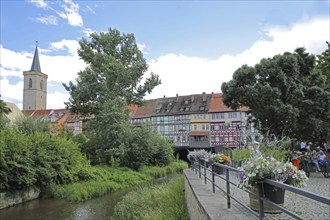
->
0;188;131;220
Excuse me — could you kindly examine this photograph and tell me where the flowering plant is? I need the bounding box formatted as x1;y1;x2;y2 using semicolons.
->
237;150;308;189
207;153;231;165
187;149;210;162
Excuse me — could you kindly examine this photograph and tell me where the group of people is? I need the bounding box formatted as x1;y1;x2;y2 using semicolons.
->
292;141;330;173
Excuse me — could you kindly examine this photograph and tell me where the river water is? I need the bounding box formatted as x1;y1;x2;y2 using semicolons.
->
0;187;131;220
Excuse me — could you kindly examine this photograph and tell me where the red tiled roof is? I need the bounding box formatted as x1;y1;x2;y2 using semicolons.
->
132;99;157;118
209;93;249;112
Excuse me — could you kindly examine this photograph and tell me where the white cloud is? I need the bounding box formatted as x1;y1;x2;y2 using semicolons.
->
1;17;328;110
49;39;80;56
0;77;23;110
27;0;48;8
145;17;329;100
82;28;95;37
35;15;58;25
28;0;83;27
137;43;148;54
47;91;70;109
57;0;83;27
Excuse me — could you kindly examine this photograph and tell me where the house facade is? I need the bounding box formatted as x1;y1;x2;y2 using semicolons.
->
130;92;260;150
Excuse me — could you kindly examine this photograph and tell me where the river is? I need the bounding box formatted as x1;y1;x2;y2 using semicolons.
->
0;187;131;220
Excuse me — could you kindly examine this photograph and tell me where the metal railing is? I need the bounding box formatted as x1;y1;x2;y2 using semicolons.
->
191;159;330;220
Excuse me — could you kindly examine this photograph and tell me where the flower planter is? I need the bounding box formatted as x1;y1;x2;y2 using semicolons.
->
249;183;285;214
212;165;224;175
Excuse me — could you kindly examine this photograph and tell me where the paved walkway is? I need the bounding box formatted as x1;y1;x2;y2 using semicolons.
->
196;169;330;220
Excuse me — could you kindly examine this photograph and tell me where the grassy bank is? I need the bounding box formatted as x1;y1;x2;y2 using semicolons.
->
47;160;188;202
112;176;189;220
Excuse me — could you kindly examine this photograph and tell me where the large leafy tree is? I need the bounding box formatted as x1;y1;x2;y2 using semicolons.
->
63;28;161;164
221;47;330;141
63;28;161;117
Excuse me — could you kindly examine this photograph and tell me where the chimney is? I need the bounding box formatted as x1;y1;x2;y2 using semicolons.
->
163;95;166;101
191;95;194;103
211;92;214;100
176;94;179;102
202;92;206;102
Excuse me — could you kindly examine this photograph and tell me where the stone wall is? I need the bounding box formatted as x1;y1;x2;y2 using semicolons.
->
0;187;40;209
184;169;211;220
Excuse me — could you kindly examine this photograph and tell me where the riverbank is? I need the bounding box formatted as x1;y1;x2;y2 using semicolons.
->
112;175;189;220
46;160;188;202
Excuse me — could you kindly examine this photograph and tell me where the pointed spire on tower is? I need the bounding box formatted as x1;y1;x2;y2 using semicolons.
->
31;41;41;72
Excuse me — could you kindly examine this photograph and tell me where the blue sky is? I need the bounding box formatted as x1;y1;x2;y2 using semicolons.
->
1;0;329;110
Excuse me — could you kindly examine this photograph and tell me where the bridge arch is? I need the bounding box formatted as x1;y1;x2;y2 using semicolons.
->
174;148;190;162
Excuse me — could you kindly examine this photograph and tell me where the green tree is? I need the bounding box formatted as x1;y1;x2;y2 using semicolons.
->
0;96;11;114
221;47;330;141
315;41;330;89
14;115;49;134
0;97;11;129
63;28;161;118
88;97;131;165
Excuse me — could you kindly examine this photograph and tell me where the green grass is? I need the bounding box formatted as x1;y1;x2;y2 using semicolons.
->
112;176;189;220
47;160;188;202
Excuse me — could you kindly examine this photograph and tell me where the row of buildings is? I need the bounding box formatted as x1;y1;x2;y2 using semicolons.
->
129;92;260;149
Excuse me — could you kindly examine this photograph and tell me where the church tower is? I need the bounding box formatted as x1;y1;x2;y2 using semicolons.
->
23;42;48;110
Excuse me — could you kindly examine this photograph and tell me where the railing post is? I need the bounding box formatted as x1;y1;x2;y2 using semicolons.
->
212;164;215;193
258;183;265;219
204;160;207;184
198;160;201;178
226;167;231;208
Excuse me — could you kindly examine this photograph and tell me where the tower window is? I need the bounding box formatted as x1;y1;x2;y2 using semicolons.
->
40;80;43;89
29;78;32;88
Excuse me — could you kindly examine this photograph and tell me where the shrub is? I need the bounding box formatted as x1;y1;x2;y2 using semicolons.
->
0;128;36;190
120;125;174;171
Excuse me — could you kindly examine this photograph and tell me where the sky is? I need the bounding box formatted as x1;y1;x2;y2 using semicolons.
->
0;0;329;110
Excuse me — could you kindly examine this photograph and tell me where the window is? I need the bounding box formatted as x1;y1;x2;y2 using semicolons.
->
29;78;32;88
40;80;43;89
229;112;237;118
194;114;206;119
194;125;197;130
202;124;206;130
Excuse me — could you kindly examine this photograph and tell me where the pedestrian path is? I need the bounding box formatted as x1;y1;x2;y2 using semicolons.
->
201;169;330;220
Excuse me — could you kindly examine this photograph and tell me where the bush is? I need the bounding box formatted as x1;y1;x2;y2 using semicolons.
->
0;127;93;191
0;128;36;190
120;125;174;171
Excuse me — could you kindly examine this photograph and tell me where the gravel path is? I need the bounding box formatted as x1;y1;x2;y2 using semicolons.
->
202;169;330;220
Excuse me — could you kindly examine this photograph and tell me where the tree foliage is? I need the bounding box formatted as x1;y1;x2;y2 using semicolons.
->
63;28;161;117
0;127;92;190
82;97;131;165
0;97;11;129
119;125;174;171
221;46;330;141
0;96;11;114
